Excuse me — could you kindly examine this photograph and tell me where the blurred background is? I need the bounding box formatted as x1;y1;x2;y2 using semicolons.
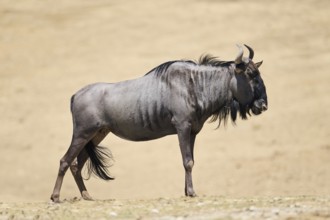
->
0;0;329;202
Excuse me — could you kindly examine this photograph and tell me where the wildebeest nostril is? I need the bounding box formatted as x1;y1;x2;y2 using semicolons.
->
261;103;268;111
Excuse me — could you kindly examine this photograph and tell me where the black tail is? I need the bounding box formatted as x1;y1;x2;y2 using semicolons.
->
84;141;115;180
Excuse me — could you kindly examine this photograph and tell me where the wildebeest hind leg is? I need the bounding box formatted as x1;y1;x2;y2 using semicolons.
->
50;129;96;203
70;148;93;200
70;129;110;201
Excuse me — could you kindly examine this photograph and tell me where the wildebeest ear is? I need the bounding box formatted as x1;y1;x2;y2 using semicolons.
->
255;61;263;68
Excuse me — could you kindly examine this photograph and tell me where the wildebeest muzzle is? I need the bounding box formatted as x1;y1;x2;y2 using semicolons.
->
251;99;268;115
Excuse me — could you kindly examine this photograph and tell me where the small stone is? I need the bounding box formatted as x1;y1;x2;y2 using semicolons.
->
151;209;159;214
109;211;118;217
271;208;280;215
247;206;257;211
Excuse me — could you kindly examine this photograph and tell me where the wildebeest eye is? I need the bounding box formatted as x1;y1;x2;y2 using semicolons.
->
253;78;259;84
246;67;258;78
249;70;259;79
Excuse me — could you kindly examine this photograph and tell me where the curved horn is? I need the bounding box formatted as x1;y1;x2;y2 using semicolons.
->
244;44;254;60
235;44;244;64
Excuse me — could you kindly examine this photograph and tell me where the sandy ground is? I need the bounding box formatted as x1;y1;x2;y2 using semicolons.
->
1;196;330;220
0;0;330;218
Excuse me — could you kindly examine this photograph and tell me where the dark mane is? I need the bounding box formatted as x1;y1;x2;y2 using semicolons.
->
198;54;234;67
145;54;233;76
208;98;251;128
145;60;179;76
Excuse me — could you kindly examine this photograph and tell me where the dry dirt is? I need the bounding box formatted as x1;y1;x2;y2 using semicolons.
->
1;196;330;220
0;0;330;219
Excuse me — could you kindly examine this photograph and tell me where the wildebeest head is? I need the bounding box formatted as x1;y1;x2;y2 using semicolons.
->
229;44;267;120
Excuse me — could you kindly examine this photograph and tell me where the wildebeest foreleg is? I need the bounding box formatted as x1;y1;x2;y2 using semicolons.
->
176;122;197;197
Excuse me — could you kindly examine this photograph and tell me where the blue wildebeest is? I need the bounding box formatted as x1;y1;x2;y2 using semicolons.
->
50;44;267;202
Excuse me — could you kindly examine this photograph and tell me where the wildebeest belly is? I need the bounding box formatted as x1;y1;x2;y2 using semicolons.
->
106;115;177;141
103;97;176;141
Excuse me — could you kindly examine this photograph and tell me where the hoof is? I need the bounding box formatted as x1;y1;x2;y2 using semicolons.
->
185;188;197;197
186;192;197;197
50;194;60;203
81;191;94;201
